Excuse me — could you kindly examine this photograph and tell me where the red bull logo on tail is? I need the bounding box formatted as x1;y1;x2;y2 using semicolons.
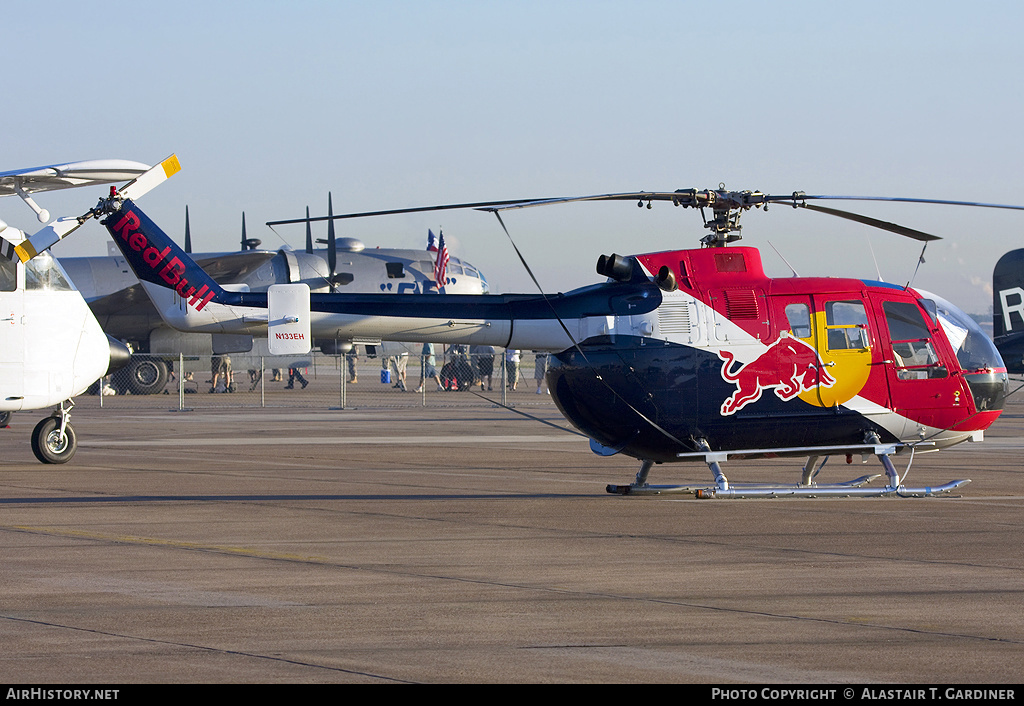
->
718;332;837;415
109;209;216;312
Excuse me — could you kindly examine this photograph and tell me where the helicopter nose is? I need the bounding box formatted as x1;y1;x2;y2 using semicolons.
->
106;336;133;374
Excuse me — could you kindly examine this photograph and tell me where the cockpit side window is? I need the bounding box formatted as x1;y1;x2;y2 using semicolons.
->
825;300;869;350
883;300;947;380
784;303;812;339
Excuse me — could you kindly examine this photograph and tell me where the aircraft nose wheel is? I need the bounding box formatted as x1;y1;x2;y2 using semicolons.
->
31;415;78;464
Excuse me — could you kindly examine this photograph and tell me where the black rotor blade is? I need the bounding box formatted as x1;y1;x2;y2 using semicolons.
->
266;197;556;226
795;202;941;242
791;194;1024;213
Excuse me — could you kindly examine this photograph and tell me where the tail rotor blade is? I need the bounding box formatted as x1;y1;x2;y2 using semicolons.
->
12;217;83;262
118;154;180;201
16;153;180;261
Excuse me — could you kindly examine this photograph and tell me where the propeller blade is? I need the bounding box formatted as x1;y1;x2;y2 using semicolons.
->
240;212;247;251
304;206;313;254
184;205;192;253
327;192;337;279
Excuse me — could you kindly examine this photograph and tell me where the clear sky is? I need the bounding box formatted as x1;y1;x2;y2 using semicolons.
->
5;0;1024;314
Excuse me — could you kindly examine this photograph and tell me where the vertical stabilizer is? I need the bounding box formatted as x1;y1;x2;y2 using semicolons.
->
993;249;1024;372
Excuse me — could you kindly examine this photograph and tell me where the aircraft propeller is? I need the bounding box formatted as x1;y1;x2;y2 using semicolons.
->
304;206;313;254
240;213;261;251
327;192;337;287
184;205;192;253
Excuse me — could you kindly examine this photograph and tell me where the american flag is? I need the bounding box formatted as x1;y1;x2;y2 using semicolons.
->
433;230;449;287
426;229;438;252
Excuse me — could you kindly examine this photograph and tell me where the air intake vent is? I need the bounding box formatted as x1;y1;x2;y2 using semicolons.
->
724;290;759;320
658;301;691;334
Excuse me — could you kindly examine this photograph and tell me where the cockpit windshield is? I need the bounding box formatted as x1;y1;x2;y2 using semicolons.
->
918;290;1003;372
24;251;74;292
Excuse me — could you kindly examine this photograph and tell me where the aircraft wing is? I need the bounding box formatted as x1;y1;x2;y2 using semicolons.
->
0;159;151;197
194;250;277;281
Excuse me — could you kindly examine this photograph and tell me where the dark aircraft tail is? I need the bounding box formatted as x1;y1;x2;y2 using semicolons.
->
101;200;231;312
993;249;1024;372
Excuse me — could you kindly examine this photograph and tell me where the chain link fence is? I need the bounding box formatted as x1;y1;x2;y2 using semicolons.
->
93;347;556;411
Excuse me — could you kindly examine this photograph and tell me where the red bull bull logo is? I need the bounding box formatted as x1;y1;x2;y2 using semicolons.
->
718;332;837;415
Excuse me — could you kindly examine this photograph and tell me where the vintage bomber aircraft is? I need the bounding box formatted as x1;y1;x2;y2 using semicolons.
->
68;185;1009;498
58;204;490;393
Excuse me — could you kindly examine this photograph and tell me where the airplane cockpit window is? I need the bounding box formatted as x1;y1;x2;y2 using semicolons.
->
25;252;73;292
0;257;15;292
825;300;869;350
784;303;812;339
882;300;946;380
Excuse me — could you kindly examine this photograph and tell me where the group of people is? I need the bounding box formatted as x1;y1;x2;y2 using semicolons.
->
206;346;551;394
375;344;549;394
208;355;309;393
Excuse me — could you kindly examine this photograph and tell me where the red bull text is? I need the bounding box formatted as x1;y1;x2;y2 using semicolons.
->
110;209;216;312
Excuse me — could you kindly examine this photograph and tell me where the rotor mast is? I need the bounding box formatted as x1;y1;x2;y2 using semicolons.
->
671;187;774;247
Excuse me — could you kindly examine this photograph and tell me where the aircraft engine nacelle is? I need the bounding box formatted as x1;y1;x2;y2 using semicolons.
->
317;339;353;355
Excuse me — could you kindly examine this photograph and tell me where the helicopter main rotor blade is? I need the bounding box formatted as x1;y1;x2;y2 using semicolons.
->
794;202;941;242
790;194;1024;213
265;198;554;226
265;187;1024;246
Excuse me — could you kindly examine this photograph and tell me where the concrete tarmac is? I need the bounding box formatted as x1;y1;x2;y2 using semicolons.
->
2;397;1024;684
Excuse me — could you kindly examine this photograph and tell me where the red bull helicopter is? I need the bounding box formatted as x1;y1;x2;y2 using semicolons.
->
14;180;1014;497
270;188;1010;498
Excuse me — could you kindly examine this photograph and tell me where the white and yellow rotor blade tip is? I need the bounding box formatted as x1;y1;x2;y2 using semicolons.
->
119;154;180;201
13;154;179;262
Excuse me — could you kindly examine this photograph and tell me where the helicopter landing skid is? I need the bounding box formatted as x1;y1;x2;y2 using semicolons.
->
605;445;971;498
